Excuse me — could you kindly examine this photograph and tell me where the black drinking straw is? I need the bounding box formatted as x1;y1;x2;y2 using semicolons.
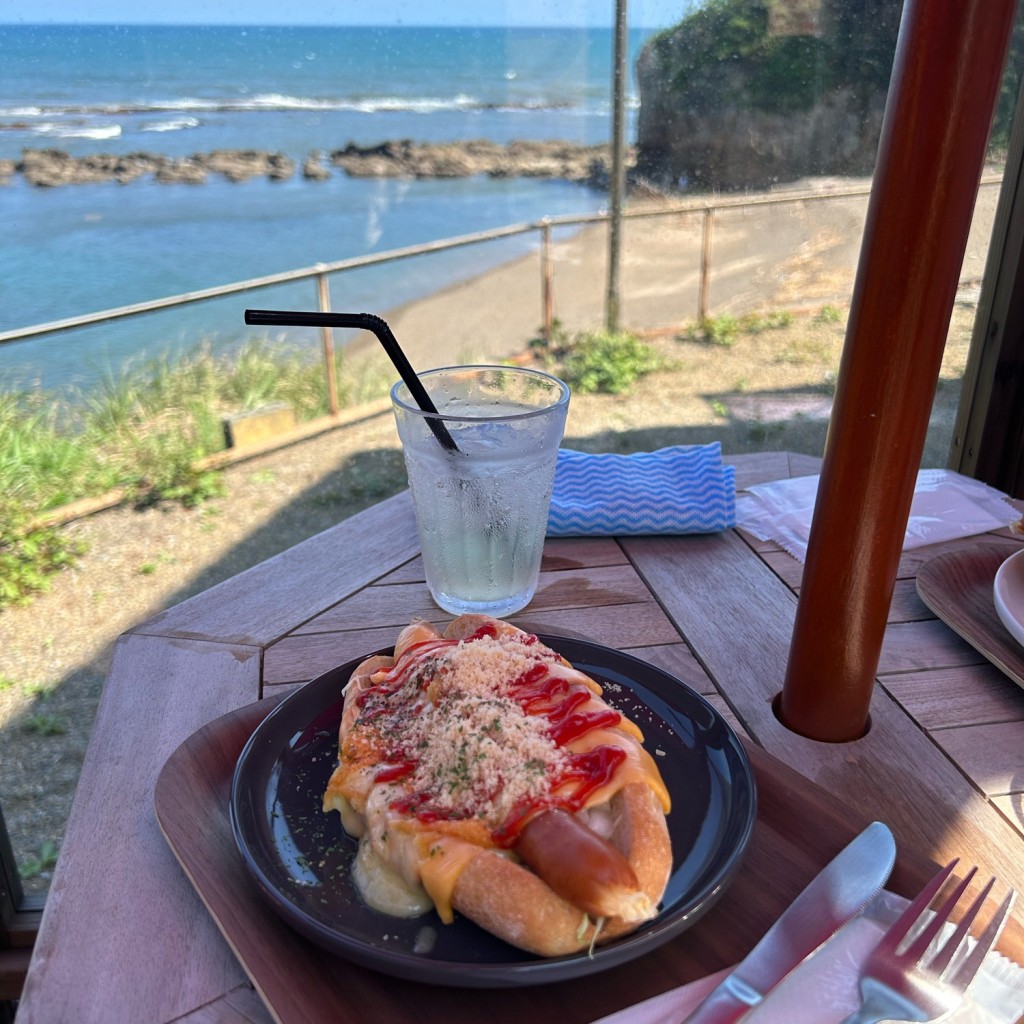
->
244;308;460;453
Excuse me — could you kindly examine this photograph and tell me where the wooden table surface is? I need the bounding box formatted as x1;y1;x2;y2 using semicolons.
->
16;450;1024;1023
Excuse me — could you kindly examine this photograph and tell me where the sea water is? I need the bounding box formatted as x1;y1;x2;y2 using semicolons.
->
0;23;663;394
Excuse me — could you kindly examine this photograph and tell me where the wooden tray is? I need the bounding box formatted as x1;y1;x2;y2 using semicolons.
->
153;696;931;1024
916;540;1024;689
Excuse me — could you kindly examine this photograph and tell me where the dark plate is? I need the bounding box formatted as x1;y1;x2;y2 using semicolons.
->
229;636;757;988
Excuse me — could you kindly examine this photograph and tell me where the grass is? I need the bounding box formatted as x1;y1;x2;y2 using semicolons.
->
22;712;68;736
1;323;668;609
0;337;393;609
19;839;59;881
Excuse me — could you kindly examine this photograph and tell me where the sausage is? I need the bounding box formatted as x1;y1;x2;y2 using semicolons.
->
450;783;670;956
516;808;654;922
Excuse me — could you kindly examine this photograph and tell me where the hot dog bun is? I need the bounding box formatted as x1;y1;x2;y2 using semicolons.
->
323;615;672;956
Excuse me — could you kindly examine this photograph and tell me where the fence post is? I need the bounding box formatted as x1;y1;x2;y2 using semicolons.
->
315;272;340;417
699;207;715;322
541;220;554;343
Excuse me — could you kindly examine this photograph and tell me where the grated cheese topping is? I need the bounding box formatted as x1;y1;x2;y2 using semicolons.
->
409;690;565;827
355;632;571;830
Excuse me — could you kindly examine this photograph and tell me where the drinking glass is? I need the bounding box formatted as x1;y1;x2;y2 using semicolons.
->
391;365;570;617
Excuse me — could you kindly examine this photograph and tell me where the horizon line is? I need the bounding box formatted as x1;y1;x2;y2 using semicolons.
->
0;21;673;30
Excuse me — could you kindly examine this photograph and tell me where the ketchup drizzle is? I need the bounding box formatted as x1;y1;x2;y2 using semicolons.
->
491;745;626;847
368;625;629;841
374;759;416;784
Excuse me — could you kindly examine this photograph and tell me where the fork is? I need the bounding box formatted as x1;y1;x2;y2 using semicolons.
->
838;858;1015;1024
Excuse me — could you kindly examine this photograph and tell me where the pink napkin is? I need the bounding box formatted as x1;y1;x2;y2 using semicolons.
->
734;469;1020;563
589;894;1024;1024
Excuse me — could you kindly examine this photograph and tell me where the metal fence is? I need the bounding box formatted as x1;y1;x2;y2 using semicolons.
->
0;183;894;412
3;176;1002;526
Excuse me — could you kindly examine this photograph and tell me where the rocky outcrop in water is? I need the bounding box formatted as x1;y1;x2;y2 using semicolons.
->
6;140;623;188
14;148;298;186
329;139;619;184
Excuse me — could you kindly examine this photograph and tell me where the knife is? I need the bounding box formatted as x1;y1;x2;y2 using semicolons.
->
681;820;896;1023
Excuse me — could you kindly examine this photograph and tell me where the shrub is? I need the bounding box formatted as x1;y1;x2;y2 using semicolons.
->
558;330;660;395
691;314;740;346
815;304;843;324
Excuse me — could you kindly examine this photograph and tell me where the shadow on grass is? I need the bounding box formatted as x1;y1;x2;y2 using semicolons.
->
3;442;410;896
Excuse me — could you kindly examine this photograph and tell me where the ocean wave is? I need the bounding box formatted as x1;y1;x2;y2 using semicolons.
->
141;116;201;133
0;93;589;118
4;106;47;117
32;122;123;140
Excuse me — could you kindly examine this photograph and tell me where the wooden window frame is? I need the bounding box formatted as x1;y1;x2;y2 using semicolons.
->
1;804;41;1003
952;67;1024;496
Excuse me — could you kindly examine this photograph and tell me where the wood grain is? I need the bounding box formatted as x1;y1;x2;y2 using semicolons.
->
264;594;683;686
174;984;273;1023
876;618;984;674
621;529;1024;936
887;578;934;622
929;719;1024;795
992;794;1024;836
880;663;1024;729
291;563;651;635
17;634;262;1024
916;540;1024;689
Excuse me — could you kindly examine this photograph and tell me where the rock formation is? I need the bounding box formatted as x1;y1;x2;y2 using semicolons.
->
329;139;618;184
6;141;624;189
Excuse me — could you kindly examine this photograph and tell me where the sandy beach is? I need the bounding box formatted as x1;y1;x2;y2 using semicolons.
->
0;177;996;894
353;182;870;373
338;173;996;383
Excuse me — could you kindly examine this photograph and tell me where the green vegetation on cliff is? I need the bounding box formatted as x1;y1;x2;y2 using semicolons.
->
646;0;1021;150
646;0;898;117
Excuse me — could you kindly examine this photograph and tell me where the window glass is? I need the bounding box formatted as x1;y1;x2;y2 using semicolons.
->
0;0;1021;900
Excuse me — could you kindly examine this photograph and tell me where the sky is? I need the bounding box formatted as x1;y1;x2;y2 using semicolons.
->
0;1;694;29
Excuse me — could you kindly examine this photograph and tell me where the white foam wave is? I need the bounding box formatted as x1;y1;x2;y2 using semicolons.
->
236;92;483;113
0;93;581;117
33;122;123;140
141;116;200;133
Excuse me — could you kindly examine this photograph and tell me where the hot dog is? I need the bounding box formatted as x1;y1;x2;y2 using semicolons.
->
322;615;672;956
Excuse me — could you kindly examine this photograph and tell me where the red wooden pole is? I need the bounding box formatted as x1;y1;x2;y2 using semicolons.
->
780;0;1017;742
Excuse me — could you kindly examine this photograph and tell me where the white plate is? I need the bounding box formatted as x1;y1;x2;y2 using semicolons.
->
993;548;1024;647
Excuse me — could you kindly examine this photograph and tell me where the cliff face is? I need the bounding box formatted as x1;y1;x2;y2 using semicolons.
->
635;0;902;192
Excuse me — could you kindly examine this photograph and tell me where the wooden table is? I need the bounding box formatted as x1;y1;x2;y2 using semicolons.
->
16;451;1024;1022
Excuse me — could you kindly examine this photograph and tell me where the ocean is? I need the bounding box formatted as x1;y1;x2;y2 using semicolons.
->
0;23;663;392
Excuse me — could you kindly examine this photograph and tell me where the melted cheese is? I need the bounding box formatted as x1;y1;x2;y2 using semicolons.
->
567;727;672;814
415;834;482;924
353;838;434;917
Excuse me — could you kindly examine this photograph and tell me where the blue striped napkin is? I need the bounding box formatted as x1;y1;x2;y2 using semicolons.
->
546;443;736;537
